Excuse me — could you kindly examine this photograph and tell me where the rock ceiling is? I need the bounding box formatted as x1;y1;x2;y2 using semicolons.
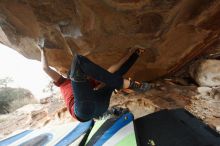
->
0;0;220;80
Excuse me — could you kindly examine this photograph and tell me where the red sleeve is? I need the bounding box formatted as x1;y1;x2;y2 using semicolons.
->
54;77;78;121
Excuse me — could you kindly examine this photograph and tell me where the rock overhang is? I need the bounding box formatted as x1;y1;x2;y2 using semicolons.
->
0;0;220;80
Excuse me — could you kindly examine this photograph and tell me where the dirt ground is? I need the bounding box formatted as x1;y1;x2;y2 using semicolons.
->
110;80;220;132
0;79;220;139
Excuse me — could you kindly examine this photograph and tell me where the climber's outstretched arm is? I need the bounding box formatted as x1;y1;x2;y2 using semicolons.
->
107;49;134;73
39;47;61;82
107;47;144;73
94;47;144;90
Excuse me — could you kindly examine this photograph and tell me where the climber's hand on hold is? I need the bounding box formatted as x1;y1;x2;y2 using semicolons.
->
37;37;45;51
130;45;146;56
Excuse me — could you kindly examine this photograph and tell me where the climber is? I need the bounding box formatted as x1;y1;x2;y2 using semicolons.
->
38;42;155;122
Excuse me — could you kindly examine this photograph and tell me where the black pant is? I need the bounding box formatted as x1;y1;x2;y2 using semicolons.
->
70;52;139;121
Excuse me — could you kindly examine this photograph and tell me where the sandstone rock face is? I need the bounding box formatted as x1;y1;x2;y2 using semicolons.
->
0;0;220;80
190;59;220;87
